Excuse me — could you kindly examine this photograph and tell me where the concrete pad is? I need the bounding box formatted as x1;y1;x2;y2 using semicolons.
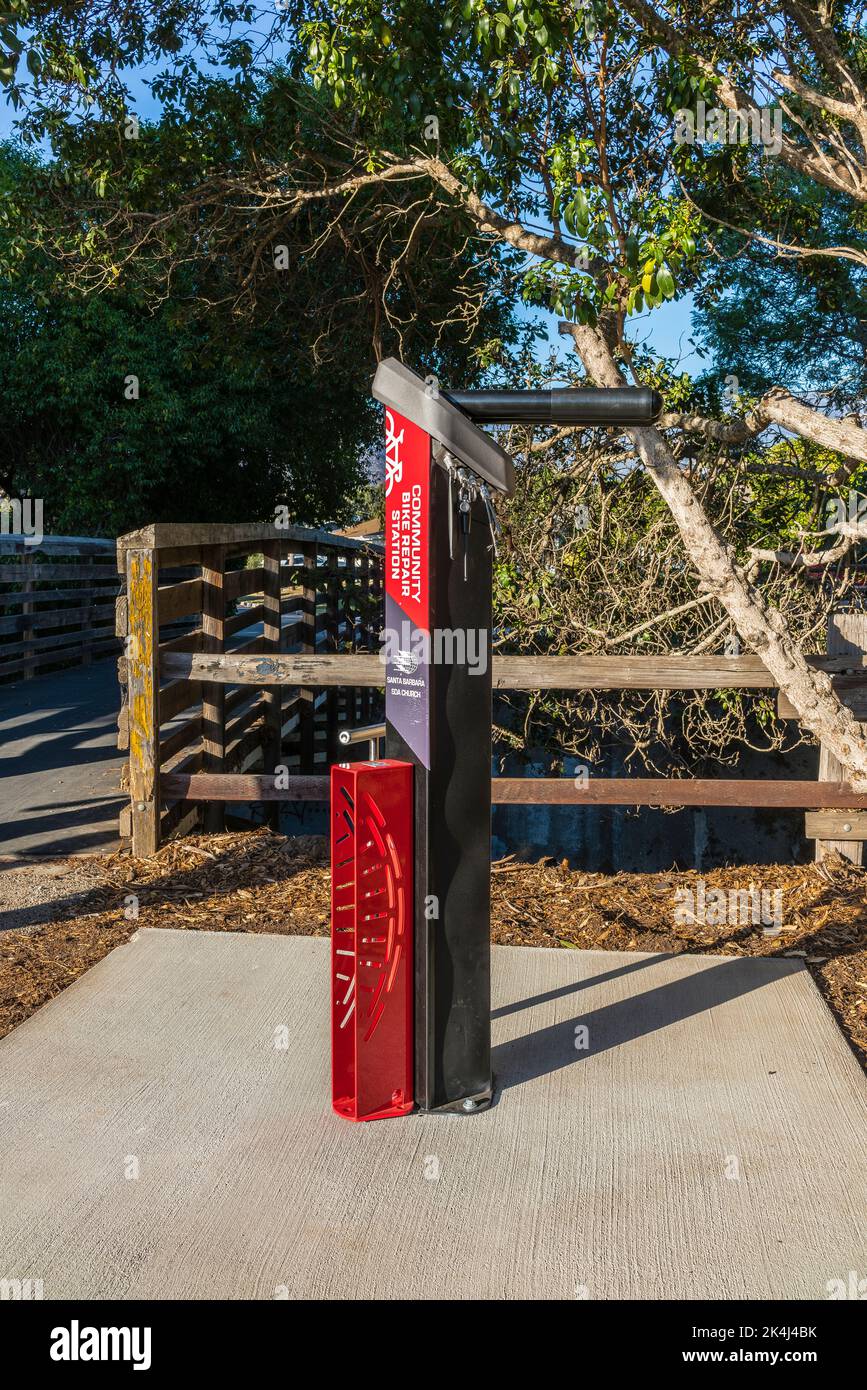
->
0;930;864;1300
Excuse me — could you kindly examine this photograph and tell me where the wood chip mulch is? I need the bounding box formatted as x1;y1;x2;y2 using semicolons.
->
1;829;865;1069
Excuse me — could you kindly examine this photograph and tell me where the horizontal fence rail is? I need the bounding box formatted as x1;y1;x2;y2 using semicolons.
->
158;650;867;689
0;533;120;682
159;772;867;809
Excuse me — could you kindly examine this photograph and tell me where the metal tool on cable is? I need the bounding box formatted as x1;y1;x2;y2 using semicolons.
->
444;459;500;574
457;470;473;580
479;482;500;558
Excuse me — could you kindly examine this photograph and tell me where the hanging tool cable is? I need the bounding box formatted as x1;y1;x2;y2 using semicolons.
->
479;482;500;559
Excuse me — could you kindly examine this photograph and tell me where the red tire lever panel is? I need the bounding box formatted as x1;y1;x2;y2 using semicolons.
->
331;760;414;1121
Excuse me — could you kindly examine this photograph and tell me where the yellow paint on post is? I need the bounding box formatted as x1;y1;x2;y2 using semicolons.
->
126;548;159;855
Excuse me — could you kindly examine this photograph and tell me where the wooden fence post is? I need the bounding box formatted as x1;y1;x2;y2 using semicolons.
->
815;609;867;864
201;545;226;834
127;546;160;857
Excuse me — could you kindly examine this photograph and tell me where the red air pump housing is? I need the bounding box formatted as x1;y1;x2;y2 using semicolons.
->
330;760;414;1121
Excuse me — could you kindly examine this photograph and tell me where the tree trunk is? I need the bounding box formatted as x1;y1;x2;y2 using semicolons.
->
563;321;867;790
815;611;867;862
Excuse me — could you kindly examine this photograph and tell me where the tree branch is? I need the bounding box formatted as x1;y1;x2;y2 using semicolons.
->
558;318;867;787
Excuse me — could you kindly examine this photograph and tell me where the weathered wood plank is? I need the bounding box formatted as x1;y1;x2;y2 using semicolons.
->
223;567;265;602
0;562;117;582
156;546;205;570
0;602;116;635
225;697;264;745
491;779;867;806
157;773;867;808
161;772;330;801
159;714;204;765
0;584;119;609
159;650;860;691
160;801;200;841
200;545;226;834
224;603;265;639
0;534;115;556
157;577;203;623
494;653;864;690
805;811;867;840
0;638;119;680
117;522;381;554
160;651;382;686
0;626;115;659
225;721;271;775
224;684;255;720
335;517;382;538
126;549;160;857
160;678;202;722
159;628;202;655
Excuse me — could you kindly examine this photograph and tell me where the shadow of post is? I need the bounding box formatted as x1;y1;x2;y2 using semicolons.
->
492;954;802;1093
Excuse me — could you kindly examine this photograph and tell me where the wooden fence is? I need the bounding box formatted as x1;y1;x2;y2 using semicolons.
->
119;525;867;863
116;523;383;855
0;534;120;682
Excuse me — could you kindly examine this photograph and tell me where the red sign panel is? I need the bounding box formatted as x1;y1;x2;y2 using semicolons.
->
384;408;429;631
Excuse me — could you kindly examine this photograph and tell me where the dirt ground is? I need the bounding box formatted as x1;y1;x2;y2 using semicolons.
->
1;829;866;1069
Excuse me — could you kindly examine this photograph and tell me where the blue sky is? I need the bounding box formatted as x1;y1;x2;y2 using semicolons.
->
526;296;701;375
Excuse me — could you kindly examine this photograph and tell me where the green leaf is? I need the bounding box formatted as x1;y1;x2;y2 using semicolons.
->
657;262;676;298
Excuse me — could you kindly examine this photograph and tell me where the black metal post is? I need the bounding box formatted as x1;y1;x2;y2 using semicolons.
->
373;357;663;1118
386;467;494;1112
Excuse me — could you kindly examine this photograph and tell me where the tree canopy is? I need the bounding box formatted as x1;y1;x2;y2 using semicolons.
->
0;63;522;534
